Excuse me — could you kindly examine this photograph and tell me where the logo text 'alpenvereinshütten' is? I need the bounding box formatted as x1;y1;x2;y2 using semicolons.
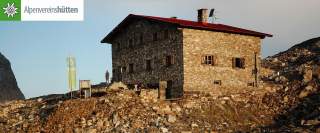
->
0;0;83;21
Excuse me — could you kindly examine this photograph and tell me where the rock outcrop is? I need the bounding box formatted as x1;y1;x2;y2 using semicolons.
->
0;52;25;103
260;37;320;132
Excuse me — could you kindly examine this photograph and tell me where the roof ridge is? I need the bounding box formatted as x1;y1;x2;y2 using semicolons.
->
101;14;272;43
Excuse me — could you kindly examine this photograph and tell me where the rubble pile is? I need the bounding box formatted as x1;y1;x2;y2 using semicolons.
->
260;37;320;132
0;88;275;132
0;94;67;132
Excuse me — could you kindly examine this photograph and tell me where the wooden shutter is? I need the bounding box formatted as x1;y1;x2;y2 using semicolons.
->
241;58;245;68
171;55;175;65
212;56;216;66
201;55;205;64
232;58;236;68
163;56;167;66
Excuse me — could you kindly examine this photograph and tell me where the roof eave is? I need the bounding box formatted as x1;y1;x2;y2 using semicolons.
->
179;26;272;39
101;14;138;44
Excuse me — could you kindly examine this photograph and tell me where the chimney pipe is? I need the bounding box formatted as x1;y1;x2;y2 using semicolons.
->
198;8;208;23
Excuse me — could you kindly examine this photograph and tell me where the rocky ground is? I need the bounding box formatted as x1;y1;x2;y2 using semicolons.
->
0;88;275;133
259;37;320;132
0;37;319;133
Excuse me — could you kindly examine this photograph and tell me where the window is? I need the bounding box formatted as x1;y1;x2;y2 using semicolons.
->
165;55;174;67
139;33;143;44
247;82;255;87
121;66;127;73
146;59;152;71
115;43;120;52
112;69;116;75
214;80;222;85
117;66;122;73
201;55;215;65
128;39;134;49
232;57;245;69
153;32;158;41
164;29;169;39
129;63;134;73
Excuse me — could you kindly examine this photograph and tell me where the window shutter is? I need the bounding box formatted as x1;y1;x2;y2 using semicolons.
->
212;56;216;66
201;55;205;64
241;58;245;68
172;55;175;65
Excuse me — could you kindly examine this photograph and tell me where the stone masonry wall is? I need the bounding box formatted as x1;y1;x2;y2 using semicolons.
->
110;20;184;98
182;28;262;94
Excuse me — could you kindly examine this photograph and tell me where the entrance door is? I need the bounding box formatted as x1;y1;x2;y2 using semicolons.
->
166;80;173;99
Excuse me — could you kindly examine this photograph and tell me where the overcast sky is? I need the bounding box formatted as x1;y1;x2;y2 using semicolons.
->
1;0;320;98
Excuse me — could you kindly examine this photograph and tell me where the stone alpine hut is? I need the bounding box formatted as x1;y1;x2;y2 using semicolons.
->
101;9;272;98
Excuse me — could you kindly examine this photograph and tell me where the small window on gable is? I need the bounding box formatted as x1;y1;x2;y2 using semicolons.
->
128;39;134;49
165;55;174;67
114;43;120;52
164;29;169;39
146;59;152;71
201;55;215;65
232;57;245;69
153;32;158;41
129;63;134;73
139;33;143;44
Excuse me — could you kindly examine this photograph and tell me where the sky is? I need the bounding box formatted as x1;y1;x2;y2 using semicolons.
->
1;0;320;98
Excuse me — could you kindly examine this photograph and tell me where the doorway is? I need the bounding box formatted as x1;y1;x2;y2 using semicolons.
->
166;80;173;99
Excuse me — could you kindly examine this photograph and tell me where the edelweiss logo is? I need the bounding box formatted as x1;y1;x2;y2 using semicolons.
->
3;3;18;17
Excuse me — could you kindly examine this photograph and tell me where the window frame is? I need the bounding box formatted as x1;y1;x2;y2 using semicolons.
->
115;42;121;52
121;66;127;73
232;57;245;69
129;63;134;73
146;59;152;71
165;55;174;67
201;55;215;66
164;29;169;39
214;80;222;85
153;32;158;41
128;38;134;49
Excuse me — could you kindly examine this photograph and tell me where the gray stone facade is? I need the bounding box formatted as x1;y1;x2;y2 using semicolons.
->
110;20;184;98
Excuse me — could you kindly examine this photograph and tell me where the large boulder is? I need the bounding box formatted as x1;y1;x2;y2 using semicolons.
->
0;52;25;103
